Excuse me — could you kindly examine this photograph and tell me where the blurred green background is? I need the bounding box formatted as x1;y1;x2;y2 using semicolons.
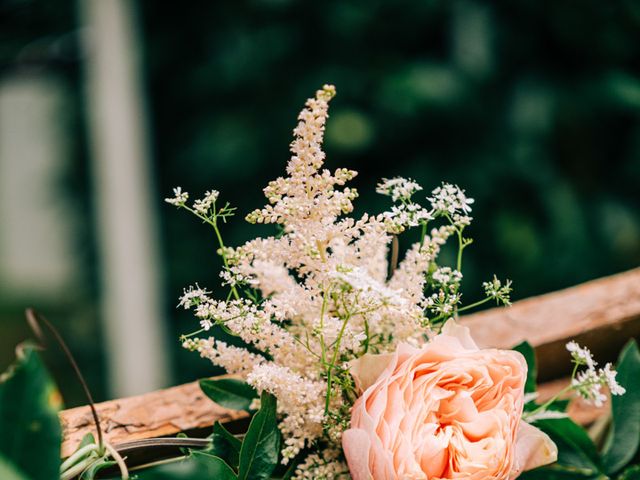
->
0;0;639;406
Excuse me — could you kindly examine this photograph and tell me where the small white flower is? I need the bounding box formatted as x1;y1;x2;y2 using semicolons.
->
428;182;474;216
193;190;220;214
572;369;607;407
482;275;512;306
177;284;211;309
431;267;463;287
566;341;596;370
376;177;423;202
164;186;189;206
602;363;626;396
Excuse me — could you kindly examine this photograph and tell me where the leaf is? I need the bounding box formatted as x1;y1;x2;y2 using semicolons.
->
0;455;28;480
209;421;242;467
518;463;597;479
514;341;537;394
602;339;640;475
534;418;602;475
78;432;96;449
619;465;640;480
200;378;258;411
0;344;62;480
137;451;237;479
81;459;116;479
238;391;281;480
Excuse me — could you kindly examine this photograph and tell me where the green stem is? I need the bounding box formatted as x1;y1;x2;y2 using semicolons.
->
60;456;97;480
526;364;579;417
59;444;99;474
319;290;329;364
181;204;240;301
456;297;492;314
325;308;352;414
419;221;428;249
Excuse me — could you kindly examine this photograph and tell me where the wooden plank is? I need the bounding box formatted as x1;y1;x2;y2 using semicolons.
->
461;268;640;380
59;269;639;457
59;379;248;458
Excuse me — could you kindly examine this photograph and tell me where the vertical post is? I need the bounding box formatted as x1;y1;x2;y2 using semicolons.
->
78;0;170;396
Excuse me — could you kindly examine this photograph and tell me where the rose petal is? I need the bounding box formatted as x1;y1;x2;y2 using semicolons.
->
343;428;373;480
349;352;396;392
510;421;558;478
441;319;479;351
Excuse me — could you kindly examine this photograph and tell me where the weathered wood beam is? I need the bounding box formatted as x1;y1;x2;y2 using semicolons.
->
461;268;640;380
59;379;247;458
60;268;639;457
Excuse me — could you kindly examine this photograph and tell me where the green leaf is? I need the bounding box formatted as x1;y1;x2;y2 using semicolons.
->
81;459;116;479
514;341;537;394
200;378;258;411
619;465;640;480
78;432;96;449
238;391;281;480
518;463;597;479
602;339;640;475
137;451;237;479
209;421;242;467
0;344;62;480
535;418;602;475
0;454;28;480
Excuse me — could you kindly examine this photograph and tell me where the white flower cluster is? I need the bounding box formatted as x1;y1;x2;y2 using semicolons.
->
164;186;189;206
376;177;423;202
291;449;349;480
193;190;219;215
428;182;474;215
566;341;626;407
482;275;513;306
172;86;507;473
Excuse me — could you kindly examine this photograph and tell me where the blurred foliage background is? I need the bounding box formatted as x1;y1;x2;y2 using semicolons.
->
0;0;639;405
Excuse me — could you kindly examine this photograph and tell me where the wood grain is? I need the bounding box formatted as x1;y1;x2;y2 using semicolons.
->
59;379;248;458
59;268;639;457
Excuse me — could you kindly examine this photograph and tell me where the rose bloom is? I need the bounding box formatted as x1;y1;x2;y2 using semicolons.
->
343;321;557;480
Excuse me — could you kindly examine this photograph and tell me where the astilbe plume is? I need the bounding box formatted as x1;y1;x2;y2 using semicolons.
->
170;85;507;476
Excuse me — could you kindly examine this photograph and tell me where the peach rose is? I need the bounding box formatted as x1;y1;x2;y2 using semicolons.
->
342;321;557;480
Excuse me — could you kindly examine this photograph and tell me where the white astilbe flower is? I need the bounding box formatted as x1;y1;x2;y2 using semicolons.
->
247;363;327;463
178;86;473;464
186;338;266;376
292;449;349;480
376;177;423;202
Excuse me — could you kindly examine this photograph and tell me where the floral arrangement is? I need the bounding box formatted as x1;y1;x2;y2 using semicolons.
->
0;85;637;480
161;85;629;480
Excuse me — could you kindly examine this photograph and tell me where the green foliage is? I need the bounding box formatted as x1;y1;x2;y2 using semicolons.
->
136;451;236;479
0;455;28;480
602;340;640;475
199;378;258;411
0;344;62;480
522;339;640;480
238;391;281;480
140;391;280;480
514;341;537;394
619;465;640;480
